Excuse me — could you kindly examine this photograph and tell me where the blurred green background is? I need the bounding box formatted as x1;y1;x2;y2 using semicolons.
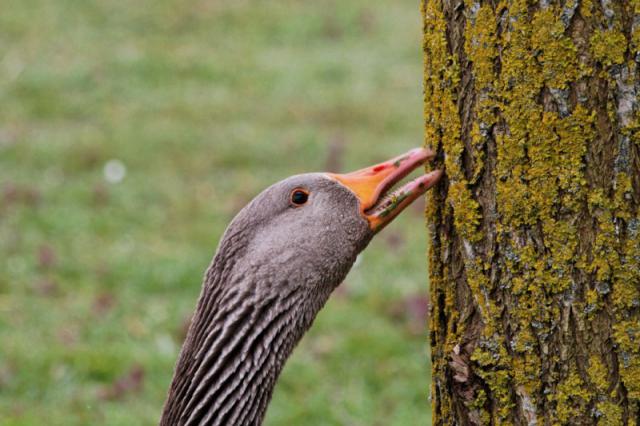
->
0;0;431;424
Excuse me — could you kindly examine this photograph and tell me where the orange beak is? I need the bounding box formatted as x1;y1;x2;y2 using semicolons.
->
327;148;442;233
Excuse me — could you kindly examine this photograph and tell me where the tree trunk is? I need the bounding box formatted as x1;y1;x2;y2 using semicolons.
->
423;0;640;424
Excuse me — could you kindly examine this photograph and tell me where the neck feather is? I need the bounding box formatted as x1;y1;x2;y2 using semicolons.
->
160;237;314;426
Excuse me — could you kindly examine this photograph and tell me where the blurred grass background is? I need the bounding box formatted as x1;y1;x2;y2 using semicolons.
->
0;0;431;424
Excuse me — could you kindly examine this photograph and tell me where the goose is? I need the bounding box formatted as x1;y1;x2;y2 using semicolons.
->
160;147;442;425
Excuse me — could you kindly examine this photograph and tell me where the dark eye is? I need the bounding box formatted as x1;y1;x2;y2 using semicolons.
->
290;189;309;206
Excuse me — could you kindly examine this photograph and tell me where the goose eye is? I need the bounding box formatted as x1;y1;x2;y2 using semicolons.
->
290;189;309;206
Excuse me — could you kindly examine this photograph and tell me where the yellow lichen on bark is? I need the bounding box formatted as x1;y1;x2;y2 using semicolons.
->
422;0;459;421
424;0;640;424
554;370;588;424
590;30;628;68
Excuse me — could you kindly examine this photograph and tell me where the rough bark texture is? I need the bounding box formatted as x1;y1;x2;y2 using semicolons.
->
423;0;640;424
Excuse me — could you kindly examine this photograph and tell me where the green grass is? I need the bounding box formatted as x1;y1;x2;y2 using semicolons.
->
0;0;431;424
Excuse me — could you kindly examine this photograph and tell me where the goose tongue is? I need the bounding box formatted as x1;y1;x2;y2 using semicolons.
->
328;147;442;233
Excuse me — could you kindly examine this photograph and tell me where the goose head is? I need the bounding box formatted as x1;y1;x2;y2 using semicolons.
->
160;147;441;426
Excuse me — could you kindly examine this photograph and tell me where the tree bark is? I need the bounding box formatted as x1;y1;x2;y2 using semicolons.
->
423;0;640;424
